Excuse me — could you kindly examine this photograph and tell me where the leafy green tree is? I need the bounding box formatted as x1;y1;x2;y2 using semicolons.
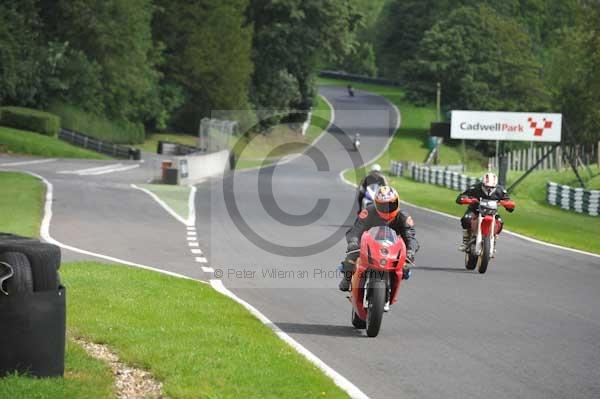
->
409;5;549;112
329;0;385;76
0;1;44;106
153;0;253;133
546;1;600;143
250;0;360;110
47;0;170;127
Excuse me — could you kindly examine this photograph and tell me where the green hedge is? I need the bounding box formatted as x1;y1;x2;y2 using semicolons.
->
49;104;145;144
0;107;61;136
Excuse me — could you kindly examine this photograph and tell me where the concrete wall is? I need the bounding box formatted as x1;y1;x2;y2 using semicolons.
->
176;150;230;185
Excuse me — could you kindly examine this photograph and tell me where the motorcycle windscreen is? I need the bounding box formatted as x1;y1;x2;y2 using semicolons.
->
365;184;379;200
367;226;398;246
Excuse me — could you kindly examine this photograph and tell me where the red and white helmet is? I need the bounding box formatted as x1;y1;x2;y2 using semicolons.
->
482;172;498;196
374;186;399;221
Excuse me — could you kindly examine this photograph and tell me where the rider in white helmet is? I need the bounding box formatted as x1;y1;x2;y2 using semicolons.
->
357;164;388;210
456;172;514;251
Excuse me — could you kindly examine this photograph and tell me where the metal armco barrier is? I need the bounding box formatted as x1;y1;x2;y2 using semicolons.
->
546;182;600;216
157;140;202;156
410;165;479;191
59;128;140;160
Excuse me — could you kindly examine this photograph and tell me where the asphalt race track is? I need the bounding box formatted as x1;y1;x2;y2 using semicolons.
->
3;86;599;399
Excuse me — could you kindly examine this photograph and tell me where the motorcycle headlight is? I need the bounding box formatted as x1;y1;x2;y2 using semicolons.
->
380;247;389;256
380;259;387;266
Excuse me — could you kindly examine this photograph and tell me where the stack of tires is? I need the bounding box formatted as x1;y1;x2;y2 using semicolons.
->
0;233;65;377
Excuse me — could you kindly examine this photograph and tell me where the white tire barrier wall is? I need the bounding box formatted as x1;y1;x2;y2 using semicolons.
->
547;182;600;216
389;161;464;177
176;150;231;185
410;165;479;191
390;161;404;176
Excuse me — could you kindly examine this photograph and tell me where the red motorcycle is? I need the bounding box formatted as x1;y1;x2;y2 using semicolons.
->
349;226;407;337
458;198;515;273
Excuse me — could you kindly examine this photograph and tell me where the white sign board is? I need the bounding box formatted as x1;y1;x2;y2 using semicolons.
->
451;111;562;142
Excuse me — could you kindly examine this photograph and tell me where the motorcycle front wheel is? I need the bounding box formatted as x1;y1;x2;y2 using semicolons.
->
478;236;492;274
366;279;386;337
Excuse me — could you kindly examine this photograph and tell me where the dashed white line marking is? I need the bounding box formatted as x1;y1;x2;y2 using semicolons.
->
201;266;214;273
186;237;196;241
195;257;208;263
190;249;203;254
187;231;197;236
188;242;199;247
0;158;56;167
186;226;196;230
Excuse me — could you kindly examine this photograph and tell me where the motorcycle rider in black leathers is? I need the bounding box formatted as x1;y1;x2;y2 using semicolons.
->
456;172;514;251
340;186;418;291
357;164;388;210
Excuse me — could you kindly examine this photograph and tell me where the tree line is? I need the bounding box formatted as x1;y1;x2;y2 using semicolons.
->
0;0;358;135
335;0;599;144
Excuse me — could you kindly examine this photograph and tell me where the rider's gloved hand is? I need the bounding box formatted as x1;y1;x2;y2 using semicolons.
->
406;250;415;264
347;240;360;253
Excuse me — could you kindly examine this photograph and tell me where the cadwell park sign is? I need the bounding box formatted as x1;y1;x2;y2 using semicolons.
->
451;110;562;142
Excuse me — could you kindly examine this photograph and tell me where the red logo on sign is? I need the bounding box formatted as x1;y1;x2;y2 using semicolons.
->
528;117;553;137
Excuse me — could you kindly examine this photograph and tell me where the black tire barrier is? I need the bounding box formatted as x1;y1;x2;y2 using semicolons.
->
0;252;33;295
0;234;65;378
0;241;60;292
0;286;66;377
129;148;141;161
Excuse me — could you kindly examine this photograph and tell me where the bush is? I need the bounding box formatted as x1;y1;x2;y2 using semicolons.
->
49;104;145;144
0;107;60;136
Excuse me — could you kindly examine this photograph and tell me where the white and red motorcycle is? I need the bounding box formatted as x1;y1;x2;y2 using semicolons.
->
458;197;515;273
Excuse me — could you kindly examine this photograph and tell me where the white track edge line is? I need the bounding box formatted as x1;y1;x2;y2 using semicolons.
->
0;158;56;167
210;279;370;399
58;163;123;174
87;164;139;175
23;171;207;284
187;185;197;226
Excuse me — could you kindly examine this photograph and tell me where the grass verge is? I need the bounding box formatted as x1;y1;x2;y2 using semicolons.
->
49;104;144;145
0;171;349;398
0;171;115;399
233;94;332;169
0;342;114;399
329;75;600;254
139;183;191;221
0;172;45;237
0;126;109;160
63;262;350;399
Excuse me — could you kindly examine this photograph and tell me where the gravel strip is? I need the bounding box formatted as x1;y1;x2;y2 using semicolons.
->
72;337;164;399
